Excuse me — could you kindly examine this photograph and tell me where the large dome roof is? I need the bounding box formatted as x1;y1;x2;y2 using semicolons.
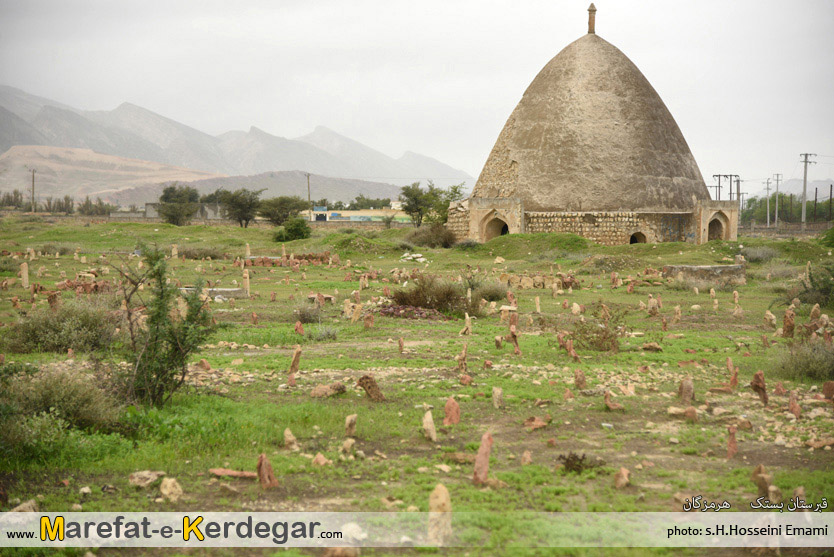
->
471;27;710;212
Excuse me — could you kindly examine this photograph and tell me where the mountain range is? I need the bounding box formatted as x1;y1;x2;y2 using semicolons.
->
0;84;473;204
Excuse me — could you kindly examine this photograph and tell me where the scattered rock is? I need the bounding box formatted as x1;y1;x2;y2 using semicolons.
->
129;470;166;488
159;478;183;502
492;387;503;409
750;371;769;406
472;432;494;485
257;454;279;490
345;414;358;437
310;382;347;398
727;425;738;459
10;499;38;512
357;375;385;401
312;453;333;467
520;451;533;466
443;397;460;426
427;484;452;545
422;411;437;442
284;428;300;451
614;467;631;489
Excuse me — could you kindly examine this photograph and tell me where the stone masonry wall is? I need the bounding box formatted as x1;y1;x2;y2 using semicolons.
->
525;211;694;245
446;203;470;241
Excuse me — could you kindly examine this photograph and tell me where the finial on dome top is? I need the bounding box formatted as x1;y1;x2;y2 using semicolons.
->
588;3;597;34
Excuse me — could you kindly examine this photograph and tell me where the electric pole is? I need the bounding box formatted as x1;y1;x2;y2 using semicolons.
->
711;175;723;200
306;172;312;221
764;179;771;227
800;153;817;230
774;173;781;226
734;176;741;209
30;169;36;213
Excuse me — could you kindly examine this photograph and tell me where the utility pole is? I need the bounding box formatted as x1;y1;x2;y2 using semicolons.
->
764;179;771;227
773;173;781;226
711;175;723;200
306;172;312;222
800;153;817;230
814;187;818;222
830;184;833;222
30;169;36;213
734;176;741;209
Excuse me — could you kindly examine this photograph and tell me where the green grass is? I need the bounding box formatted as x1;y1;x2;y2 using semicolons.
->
1;218;833;556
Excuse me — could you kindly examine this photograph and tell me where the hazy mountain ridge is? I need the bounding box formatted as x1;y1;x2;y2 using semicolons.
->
0;85;474;186
0;145;222;199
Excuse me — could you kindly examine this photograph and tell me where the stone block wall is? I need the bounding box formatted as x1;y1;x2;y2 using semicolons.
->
525;211;694;245
446;201;470;241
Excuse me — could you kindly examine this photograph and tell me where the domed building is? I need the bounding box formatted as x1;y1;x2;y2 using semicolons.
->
448;5;738;245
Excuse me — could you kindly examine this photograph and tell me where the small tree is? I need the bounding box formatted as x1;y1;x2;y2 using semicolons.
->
425;181;466;224
112;246;213;407
399;182;431;227
259;196;308;226
158;184;199;226
274;217;312;242
220;188;265;227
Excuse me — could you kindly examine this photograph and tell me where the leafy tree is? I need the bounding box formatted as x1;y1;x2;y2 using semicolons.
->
157;184;200;226
350;194;391;210
330;200;346;210
219;188;265;227
399;182;431;227
77;196;117;216
425;181;466;224
312;198;329;208
274;217;312;242
160;184;199;204
199;188;230;204
259;196;308;226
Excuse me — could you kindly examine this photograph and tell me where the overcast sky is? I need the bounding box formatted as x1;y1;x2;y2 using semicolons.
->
1;0;832;197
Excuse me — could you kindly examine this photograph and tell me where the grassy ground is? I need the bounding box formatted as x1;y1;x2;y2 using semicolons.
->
1;214;833;556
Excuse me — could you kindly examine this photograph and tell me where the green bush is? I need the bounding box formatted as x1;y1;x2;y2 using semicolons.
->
8;367;120;431
773;342;834;382
406;224;456;248
40;243;76;256
0;295;124;353
0;364;121;461
274;218;312;242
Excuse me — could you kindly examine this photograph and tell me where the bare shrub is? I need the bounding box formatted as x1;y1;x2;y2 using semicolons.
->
406;224;456;248
293;302;321;324
310;325;338;342
473;281;507;302
392;274;479;317
180;246;226;260
741;246;778;263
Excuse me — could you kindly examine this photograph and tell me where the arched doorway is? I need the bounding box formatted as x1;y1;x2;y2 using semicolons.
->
629;232;647;244
484;217;509;241
708;217;726;241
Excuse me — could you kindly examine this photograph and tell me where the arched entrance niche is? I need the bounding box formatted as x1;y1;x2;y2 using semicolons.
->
708;212;729;241
484;217;509;241
629;232;647;244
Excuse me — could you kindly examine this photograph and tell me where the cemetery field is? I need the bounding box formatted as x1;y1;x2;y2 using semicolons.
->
1;215;833;555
